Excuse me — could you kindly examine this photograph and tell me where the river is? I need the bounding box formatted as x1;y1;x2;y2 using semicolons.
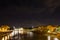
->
6;32;60;40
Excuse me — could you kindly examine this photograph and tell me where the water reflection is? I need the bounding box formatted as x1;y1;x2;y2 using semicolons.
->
3;32;60;40
20;33;60;40
47;35;59;40
48;36;50;40
27;32;33;37
54;37;59;40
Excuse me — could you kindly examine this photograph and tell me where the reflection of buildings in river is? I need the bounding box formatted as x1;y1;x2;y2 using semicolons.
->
54;37;59;40
27;32;33;37
2;28;33;40
2;28;24;40
48;36;50;40
47;36;59;40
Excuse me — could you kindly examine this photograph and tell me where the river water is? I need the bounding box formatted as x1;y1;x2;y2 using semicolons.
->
8;32;60;40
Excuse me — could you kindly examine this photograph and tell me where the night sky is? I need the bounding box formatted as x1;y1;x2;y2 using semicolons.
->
0;0;60;27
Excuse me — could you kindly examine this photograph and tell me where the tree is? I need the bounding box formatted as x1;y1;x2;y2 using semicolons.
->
56;26;60;32
47;25;56;33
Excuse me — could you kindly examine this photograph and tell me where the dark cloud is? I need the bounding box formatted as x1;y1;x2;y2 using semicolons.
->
44;0;60;7
0;0;60;26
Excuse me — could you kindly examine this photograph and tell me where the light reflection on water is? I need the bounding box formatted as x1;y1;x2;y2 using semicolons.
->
20;33;59;40
3;32;60;40
47;36;59;40
48;36;50;40
54;37;59;40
